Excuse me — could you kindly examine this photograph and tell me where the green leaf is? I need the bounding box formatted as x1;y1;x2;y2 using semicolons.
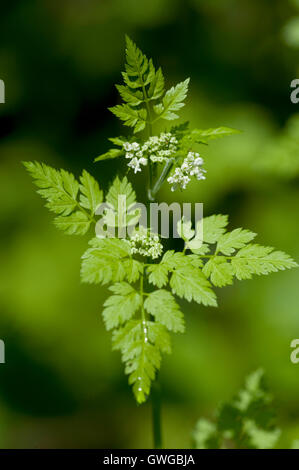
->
170;259;217;307
109;104;147;133
147;322;171;354
112;318;164;404
202;214;229;244
193;419;219;449
24;162;98;235
94;148;124;162
81;238;134;285
103;283;141;330
79;170;103;213
23;161;79;216
231;244;298;279
148;67;165;100
54;211;91;235
203;256;234;287
147;263;169;288
178;215;229;253
108;136;127;146
103;176;138;230
144;290;185;333
180;219;208;254
128;340;161;404
161;250;203;270
216;228;256;256
106;176;136;209
177;218;195;241
154;78;190;120
243;420;280;449
103;176;139;230
124;35;151;86
193;127;241;141
123;258;144;283
110;36;162;133
194;369;281;449
115;84;143;106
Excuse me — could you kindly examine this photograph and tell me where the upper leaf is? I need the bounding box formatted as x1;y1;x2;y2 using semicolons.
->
148;67;165;101
154;79;190;121
109;104;147;133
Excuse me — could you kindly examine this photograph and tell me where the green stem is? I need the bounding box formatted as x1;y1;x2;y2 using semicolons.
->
151;158;175;198
140;80;163;449
152;378;163;449
140;79;154;201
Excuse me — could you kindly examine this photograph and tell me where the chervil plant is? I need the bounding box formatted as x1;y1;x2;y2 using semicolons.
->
24;37;297;448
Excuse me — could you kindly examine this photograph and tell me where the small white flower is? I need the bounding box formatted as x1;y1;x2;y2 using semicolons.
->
167;151;206;191
131;142;140;151
128;157;142;173
129;227;163;260
123;142;132;152
139;157;148;166
123;133;178;174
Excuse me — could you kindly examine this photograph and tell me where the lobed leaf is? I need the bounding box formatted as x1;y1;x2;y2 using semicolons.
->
144;290;185;333
103;283;141;330
216;228;256;256
79;170;103;213
154;78;189;121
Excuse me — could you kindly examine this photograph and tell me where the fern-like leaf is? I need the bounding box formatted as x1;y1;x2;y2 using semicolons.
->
154;79;190;121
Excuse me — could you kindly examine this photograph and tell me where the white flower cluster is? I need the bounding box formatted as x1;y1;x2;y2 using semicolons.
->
167;151;206;191
143;132;178;163
123;133;178;173
129;227;163;260
123;141;148;174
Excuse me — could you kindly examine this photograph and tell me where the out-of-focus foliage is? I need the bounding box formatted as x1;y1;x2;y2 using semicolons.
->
256;114;299;178
283;0;299;48
0;0;299;449
193;370;282;449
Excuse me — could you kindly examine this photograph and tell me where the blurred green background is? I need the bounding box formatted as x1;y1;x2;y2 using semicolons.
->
0;0;299;449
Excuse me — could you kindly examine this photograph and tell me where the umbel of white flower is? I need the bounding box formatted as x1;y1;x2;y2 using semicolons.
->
123;132;178;173
129;227;163;259
167;151;206;191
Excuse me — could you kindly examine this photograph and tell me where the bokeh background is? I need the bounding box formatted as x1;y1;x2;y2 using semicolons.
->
0;0;299;448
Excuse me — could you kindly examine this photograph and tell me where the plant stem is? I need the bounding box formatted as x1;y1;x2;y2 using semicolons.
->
152;378;163;449
151;158;174;198
142;82;164;450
